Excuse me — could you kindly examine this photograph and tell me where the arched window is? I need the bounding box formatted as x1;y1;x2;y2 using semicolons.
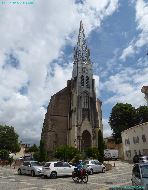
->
82;92;89;108
86;76;89;88
81;75;84;87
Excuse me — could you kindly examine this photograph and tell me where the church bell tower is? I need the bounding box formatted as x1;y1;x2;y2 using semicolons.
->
68;21;100;151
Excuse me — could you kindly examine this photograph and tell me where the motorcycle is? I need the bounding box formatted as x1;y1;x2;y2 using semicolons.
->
72;168;88;183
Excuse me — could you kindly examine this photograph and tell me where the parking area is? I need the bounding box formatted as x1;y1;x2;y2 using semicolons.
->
0;161;133;190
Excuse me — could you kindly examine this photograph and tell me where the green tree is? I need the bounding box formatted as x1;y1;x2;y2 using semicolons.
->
26;144;39;153
0;149;9;160
135;106;148;124
98;130;104;162
109;103;136;143
33;151;40;161
85;147;99;159
55;145;79;162
0;125;20;152
39;140;48;162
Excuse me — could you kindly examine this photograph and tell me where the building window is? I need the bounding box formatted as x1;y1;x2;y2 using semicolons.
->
133;136;139;144
137;136;139;143
142;134;146;142
82;92;89;108
125;138;130;145
81;75;84;87
86;76;89;88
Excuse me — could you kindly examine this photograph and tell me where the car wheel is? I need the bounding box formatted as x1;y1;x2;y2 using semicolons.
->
102;168;105;173
82;174;88;183
18;169;22;175
90;169;93;175
31;170;35;177
50;171;57;179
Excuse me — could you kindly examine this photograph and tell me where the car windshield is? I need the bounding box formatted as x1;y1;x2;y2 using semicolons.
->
94;161;100;165
141;165;148;178
44;163;51;167
31;162;42;166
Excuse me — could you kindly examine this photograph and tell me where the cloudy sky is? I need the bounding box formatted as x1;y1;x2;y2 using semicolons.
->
0;0;148;144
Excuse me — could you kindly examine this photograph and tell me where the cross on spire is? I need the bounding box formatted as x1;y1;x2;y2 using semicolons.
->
74;21;90;64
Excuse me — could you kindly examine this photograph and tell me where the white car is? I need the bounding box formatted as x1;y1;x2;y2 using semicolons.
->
42;161;76;178
84;160;106;175
18;161;43;177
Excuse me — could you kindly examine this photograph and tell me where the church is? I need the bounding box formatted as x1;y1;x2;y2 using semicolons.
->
41;21;103;154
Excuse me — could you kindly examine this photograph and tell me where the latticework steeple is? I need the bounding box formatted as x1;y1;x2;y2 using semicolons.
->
74;21;90;64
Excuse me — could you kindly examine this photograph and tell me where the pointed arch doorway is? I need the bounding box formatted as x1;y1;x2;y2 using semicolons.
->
81;130;91;151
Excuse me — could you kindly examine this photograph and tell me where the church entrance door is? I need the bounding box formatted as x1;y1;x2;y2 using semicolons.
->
81;130;91;151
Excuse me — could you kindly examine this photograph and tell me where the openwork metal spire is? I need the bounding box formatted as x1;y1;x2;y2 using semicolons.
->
74;21;90;64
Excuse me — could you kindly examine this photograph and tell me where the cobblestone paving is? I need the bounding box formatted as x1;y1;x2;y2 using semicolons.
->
0;161;133;190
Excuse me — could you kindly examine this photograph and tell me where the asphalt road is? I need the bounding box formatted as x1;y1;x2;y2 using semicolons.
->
0;161;133;190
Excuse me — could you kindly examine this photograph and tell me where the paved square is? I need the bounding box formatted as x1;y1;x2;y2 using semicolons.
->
0;161;133;190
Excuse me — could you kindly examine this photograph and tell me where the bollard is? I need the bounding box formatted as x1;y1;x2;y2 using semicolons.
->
113;162;115;167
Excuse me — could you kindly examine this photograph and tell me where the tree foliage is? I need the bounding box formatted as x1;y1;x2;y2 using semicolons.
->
85;147;99;159
109;103;136;143
0;149;9;160
26;144;39;153
109;103;148;143
55;145;79;162
39;140;48;162
98;130;104;162
135;106;148;124
33;151;40;161
0;125;20;152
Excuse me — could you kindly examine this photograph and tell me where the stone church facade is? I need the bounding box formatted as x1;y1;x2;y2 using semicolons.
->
41;21;103;154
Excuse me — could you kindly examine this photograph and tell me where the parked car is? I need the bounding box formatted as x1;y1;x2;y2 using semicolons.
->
84;160;106;175
42;161;76;178
139;156;148;164
133;155;148;164
131;163;148;189
18;161;43;177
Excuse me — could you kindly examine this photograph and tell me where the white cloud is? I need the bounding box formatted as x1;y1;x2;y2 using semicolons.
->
102;67;148;107
120;45;135;61
102;118;112;137
120;0;148;61
0;0;119;144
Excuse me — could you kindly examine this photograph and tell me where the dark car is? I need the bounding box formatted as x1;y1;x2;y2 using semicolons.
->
131;163;148;189
139;156;148;164
133;155;148;164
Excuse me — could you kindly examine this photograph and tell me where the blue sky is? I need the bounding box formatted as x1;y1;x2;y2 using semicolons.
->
0;0;147;144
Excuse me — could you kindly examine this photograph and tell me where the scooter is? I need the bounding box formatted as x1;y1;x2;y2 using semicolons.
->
72;168;88;183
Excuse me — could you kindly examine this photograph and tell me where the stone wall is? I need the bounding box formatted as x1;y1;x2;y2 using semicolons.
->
41;85;71;153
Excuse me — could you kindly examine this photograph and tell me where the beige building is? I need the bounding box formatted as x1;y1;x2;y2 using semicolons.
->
121;122;148;161
41;21;103;155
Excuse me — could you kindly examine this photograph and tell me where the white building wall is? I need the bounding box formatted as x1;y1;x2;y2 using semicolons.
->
121;122;148;161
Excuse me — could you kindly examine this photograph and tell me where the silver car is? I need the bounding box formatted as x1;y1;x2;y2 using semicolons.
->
18;161;43;177
84;160;106;175
131;163;148;189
